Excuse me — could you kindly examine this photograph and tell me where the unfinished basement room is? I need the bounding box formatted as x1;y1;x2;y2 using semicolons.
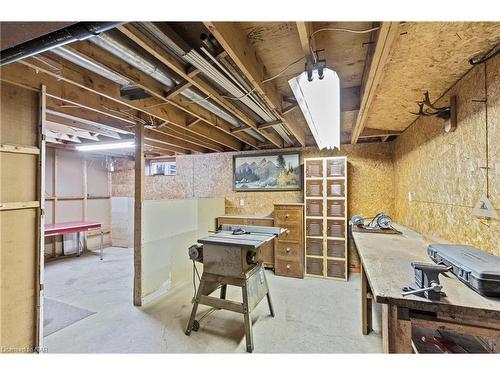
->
1;2;500;370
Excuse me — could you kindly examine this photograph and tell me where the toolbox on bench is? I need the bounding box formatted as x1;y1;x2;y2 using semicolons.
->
428;244;500;298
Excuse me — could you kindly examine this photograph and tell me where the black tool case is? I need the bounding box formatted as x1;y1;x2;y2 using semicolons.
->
428;244;500;297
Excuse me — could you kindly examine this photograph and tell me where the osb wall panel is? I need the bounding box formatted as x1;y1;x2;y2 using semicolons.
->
0;82;38;351
112;143;394;217
112;143;395;270
393;55;499;256
365;22;500;131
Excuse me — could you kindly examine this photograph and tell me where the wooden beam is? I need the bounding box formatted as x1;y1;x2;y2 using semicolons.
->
204;22;307;147
1;63;218;153
358;128;401;139
351;22;399;144
134;122;144;306
143;128;209;154
0;143;40;155
296;22;314;63
257;120;282;130
118;24;276;148
144;139;189;155
67;41;247;151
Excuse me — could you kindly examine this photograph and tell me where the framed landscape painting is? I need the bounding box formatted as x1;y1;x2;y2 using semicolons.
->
233;153;301;191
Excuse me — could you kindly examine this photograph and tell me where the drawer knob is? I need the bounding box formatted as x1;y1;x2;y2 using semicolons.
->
286;247;291;253
285;214;290;218
286;264;291;270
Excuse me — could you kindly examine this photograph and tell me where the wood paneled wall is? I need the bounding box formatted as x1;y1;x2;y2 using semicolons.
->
0;82;40;352
393;54;500;256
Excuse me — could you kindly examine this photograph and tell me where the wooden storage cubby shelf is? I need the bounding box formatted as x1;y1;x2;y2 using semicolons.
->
304;157;348;280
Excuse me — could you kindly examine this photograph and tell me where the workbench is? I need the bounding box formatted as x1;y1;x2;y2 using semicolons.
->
352;223;500;353
44;221;104;260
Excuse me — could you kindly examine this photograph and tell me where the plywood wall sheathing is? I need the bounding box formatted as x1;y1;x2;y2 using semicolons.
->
112;143;394;270
0;82;39;351
393;54;500;256
365;22;500;132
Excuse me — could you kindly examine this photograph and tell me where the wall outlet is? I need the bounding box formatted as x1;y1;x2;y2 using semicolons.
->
408;192;412;202
239;198;245;207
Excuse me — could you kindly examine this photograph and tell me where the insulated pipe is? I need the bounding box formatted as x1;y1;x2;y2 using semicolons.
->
0;22;123;66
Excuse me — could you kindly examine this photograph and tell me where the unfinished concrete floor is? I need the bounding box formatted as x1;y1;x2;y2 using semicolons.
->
44;247;382;353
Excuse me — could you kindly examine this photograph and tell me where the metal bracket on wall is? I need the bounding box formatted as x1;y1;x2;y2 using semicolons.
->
411;91;457;133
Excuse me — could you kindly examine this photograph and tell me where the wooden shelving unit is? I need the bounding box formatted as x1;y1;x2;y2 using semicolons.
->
304;157;348;281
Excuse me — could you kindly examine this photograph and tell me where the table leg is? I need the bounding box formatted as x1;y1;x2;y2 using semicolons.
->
76;232;81;257
382;304;412;353
220;284;227;300
100;229;104;260
185;276;205;336
361;263;372;335
242;281;254;353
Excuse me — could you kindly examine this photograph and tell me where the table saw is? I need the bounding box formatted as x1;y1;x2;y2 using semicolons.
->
185;224;286;353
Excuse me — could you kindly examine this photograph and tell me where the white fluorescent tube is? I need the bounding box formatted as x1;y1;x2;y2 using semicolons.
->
288;68;340;150
76;141;135;151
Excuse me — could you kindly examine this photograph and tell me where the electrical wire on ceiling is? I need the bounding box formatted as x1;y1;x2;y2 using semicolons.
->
308;26;380;62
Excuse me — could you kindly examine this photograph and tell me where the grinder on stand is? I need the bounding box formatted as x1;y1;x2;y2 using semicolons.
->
402;262;451;301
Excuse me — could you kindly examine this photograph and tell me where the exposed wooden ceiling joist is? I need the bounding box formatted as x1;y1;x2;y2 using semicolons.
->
118;23;285;148
144;128;209;154
1;58;229;154
66;40;248;150
351;22;400;144
296;22;314;63
144;138;189;155
205;22;306;147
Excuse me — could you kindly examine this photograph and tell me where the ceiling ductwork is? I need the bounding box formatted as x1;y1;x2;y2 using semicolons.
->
137;22;292;145
0;22;122;66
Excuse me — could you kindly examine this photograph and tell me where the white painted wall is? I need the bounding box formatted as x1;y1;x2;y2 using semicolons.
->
140;197;224;305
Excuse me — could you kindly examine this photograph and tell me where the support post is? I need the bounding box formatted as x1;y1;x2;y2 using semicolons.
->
134;122;144;306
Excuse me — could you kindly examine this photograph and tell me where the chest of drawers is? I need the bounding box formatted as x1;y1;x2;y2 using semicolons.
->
273;203;304;278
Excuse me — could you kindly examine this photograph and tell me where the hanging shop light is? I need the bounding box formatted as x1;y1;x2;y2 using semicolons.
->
288;60;340;150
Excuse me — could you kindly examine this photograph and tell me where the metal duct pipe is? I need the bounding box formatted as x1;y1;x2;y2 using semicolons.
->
90;32;240;127
0;22;122;66
53;47;132;87
185;49;293;145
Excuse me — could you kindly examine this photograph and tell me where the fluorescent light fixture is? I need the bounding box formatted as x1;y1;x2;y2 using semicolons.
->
289;68;340;150
76;141;135;152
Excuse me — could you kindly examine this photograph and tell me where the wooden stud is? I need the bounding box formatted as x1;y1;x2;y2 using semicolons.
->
134;122;144;306
36;84;47;350
351;22;399;144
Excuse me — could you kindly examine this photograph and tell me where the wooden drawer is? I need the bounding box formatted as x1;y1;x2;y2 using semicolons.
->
275;258;303;278
279;224;301;242
274;209;302;223
275;241;301;259
305;159;323;177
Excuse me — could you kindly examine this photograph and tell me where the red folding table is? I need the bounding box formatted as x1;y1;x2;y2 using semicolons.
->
44;221;104;260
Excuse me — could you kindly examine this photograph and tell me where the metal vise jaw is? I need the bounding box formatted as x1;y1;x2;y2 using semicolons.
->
402;262;451;301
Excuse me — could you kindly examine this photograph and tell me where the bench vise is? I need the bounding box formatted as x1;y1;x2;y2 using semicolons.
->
402;262;451;301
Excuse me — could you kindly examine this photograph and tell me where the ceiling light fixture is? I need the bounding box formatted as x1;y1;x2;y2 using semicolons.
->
76;141;135;152
288;60;340;150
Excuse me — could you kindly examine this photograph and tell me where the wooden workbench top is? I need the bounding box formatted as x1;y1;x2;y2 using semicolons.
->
353;223;500;319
